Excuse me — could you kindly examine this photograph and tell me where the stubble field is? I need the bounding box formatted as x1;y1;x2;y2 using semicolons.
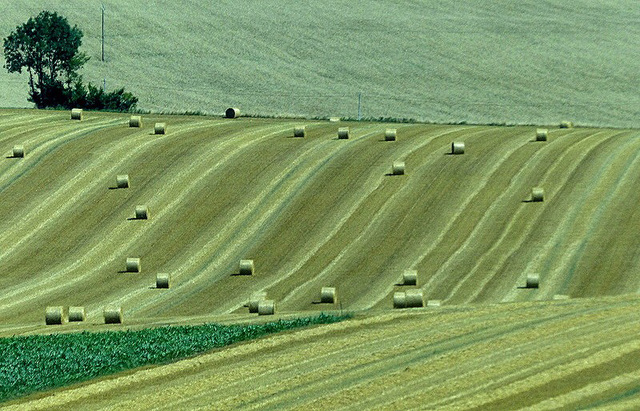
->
1;109;640;408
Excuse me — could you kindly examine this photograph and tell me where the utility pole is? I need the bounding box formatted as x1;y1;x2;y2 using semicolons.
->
101;3;105;62
357;92;362;121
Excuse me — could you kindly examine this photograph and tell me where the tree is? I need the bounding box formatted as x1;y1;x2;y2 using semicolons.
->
3;11;138;112
3;11;88;108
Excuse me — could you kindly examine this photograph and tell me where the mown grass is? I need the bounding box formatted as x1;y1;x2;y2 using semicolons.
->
0;313;349;402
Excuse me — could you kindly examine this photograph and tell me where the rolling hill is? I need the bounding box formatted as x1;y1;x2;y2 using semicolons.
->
1;1;639;127
0;109;638;331
1;110;640;407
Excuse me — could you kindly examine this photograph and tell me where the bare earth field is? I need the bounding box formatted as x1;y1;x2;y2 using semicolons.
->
1;109;640;408
1;1;639;127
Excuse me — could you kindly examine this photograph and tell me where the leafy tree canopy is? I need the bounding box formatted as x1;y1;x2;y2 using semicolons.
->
4;11;137;111
3;11;88;108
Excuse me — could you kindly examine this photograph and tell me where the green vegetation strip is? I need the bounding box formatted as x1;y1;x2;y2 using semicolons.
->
0;313;348;402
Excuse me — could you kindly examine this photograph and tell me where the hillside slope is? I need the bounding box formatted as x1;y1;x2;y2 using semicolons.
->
0;109;639;333
0;1;638;127
7;296;640;410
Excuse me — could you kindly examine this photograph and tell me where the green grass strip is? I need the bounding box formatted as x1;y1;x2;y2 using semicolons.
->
0;313;349;402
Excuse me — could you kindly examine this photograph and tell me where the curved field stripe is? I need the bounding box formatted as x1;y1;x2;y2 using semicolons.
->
432;335;640;410
244;303;637;410
447;130;628;304
497;130;638;302
263;126;475;309
399;307;639;409
338;126;540;309
0;117;123;193
522;371;640;410
28;121;306;318
157;303;575;409
463;130;633;302
0;120;223;315
126;123;388;316
346;306;637;409
418;129;609;302
9;298;640;410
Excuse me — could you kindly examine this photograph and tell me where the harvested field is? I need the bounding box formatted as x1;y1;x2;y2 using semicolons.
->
0;109;639;406
6;296;640;410
0;110;639;324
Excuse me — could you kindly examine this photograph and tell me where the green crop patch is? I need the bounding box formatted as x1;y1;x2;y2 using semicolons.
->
0;313;349;402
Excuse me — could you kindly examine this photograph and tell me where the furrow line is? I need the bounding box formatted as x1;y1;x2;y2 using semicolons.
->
81;122;309;316
0;120;223;312
500;131;634;302
400;307;639;409
419;129;604;297
278;126;477;307
436;335;640;410
241;303;628;410
449;130;626;303
128;124;386;315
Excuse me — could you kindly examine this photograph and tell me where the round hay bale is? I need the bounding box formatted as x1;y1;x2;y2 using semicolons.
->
126;257;141;273
526;273;540;289
116;174;130;188
71;108;83;120
156;273;170;289
427;300;442;307
45;306;66;325
329;117;340;122
68;306;86;322
293;126;306;137
405;289;424;308
135;205;149;220
225;108;240;118
258;300;275;315
536;128;548;141
385;128;397;141
560;121;574;129
129;116;142;128
248;291;267;313
338;127;350;139
392;161;405;175
531;187;544;202
239;259;254;276
393;291;406;309
103;306;123;324
154;123;166;135
403;269;418;286
452;141;465;155
12;145;24;158
320;287;336;303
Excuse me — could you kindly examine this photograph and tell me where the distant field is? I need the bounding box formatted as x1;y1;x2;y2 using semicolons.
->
1;1;639;127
